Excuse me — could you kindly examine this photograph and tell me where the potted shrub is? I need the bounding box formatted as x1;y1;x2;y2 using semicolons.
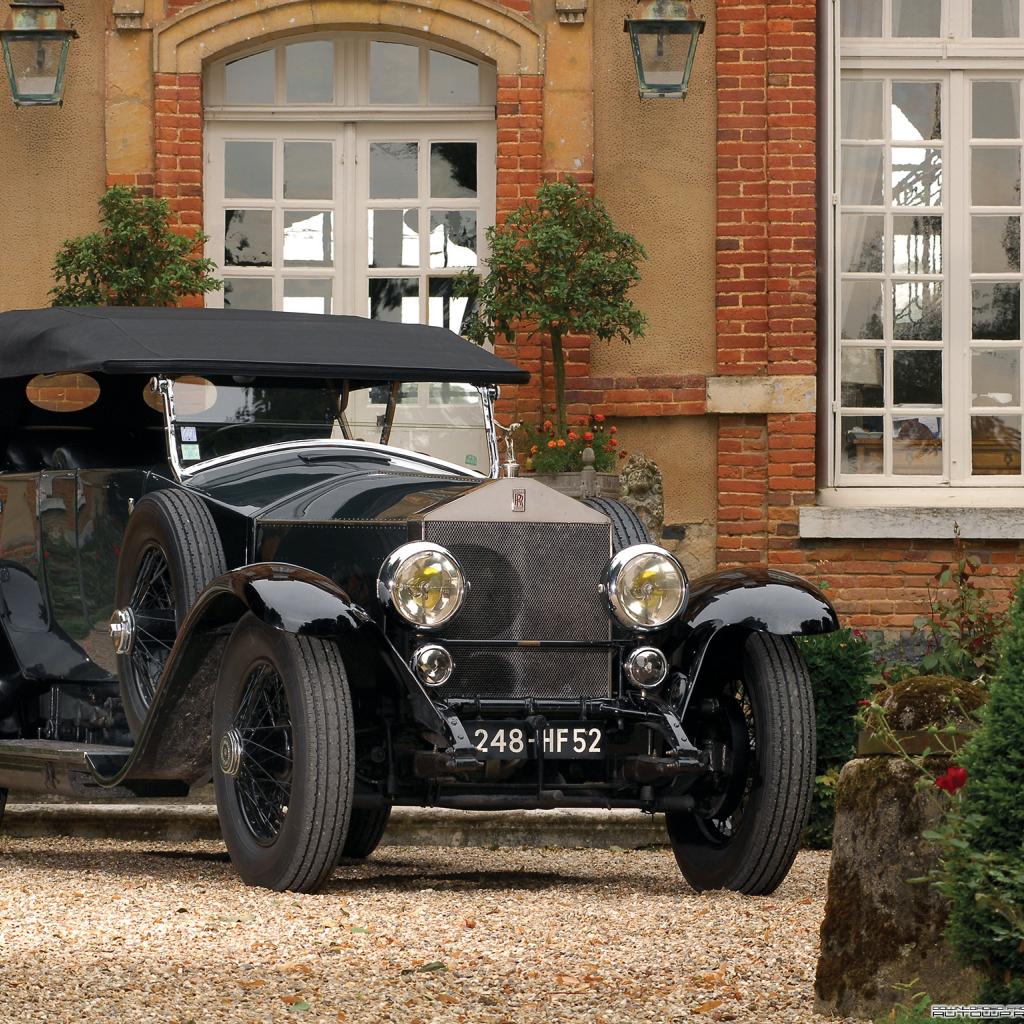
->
457;179;647;447
521;412;623;499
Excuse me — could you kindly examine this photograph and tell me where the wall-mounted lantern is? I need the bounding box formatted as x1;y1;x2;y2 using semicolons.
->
1;0;77;107
624;0;705;99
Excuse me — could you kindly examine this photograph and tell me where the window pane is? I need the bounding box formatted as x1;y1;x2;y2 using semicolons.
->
841;347;884;407
893;349;943;405
892;82;942;140
370;142;419;199
225;141;273;199
892;147;942;206
429;50;479;105
840;415;884;474
225;210;272;267
841;281;885;339
972;415;1022;474
893;215;942;274
369;278;419;322
841;80;884;139
972;349;1020;406
283;211;333;267
972;147;1022;206
368;209;419;268
894;281;942;340
972;215;1021;272
369;42;419;104
429;277;472;333
892;0;941;37
429;210;478;268
284;141;333;200
283;278;333;314
973;81;1020;139
972;0;1020;37
286;41;334;103
224;278;273;310
973;283;1021;339
225;50;275;105
892;416;943;474
841;146;884;205
841;0;883;37
430;142;477;199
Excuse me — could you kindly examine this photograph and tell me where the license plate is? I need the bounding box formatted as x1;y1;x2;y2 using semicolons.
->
465;720;604;760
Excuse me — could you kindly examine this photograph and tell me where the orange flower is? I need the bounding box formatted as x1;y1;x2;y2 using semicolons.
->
556;439;566;448
547;440;556;449
583;431;594;442
543;419;553;432
530;444;539;455
609;438;618;447
568;431;578;441
594;413;606;423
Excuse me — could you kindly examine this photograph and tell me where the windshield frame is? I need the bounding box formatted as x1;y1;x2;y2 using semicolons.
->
152;376;499;482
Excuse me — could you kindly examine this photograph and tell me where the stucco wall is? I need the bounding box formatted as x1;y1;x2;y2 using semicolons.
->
591;0;717;378
0;0;105;312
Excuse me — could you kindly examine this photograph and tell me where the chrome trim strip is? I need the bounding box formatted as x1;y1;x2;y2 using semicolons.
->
482;385;500;480
154;376;185;483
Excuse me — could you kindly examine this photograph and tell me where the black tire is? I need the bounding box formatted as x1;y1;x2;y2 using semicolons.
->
666;632;815;896
341;805;392;859
582;496;651;552
213;614;354;893
115;489;226;736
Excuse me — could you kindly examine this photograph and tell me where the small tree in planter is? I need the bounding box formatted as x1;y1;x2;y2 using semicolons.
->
50;185;220;306
457;179;647;437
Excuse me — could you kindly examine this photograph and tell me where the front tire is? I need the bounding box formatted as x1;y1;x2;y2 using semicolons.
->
213;614;354;893
666;632;815;895
341;805;392;860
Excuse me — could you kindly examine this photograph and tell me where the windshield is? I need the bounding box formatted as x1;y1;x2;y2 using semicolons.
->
160;377;492;474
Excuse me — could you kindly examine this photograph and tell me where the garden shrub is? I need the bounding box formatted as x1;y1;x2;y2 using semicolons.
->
798;627;874;848
940;576;1024;1005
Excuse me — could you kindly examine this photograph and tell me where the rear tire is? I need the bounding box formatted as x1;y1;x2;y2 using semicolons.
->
115;489;226;736
213;614;354;893
666;633;815;895
341;805;392;859
582;497;651;551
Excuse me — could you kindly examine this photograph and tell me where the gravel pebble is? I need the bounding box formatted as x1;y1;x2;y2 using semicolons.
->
0;838;864;1024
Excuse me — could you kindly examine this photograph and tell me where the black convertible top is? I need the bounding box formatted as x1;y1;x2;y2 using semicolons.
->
0;307;529;385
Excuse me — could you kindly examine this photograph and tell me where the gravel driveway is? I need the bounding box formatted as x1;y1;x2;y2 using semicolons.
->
0;838;861;1024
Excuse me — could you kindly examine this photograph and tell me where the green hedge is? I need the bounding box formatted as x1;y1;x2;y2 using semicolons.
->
798;628;874;848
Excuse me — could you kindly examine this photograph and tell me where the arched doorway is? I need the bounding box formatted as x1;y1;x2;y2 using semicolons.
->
203;32;496;335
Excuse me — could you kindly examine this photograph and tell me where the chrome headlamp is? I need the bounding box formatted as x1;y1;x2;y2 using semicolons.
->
602;543;688;631
377;542;467;629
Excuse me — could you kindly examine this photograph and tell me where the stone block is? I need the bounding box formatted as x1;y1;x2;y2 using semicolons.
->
706;374;816;414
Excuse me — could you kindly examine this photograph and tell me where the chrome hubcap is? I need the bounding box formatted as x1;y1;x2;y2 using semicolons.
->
219;728;244;778
108;607;136;656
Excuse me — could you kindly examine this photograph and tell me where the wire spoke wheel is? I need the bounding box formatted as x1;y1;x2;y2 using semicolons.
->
232;662;293;846
126;544;176;706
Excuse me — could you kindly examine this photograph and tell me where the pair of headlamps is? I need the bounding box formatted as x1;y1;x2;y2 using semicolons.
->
377;541;688;632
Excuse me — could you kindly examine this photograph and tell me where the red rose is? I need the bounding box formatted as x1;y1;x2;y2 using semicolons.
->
609;438;618;447
594;413;606;423
610;426;617;434
543;419;553;432
935;765;968;794
583;431;594;442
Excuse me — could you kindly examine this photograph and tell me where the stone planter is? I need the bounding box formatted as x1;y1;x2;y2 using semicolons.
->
528;469;621;500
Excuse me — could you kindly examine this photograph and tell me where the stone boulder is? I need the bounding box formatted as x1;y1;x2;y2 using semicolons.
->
814;756;979;1018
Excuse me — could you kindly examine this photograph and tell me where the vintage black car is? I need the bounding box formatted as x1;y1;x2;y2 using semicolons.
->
0;306;837;894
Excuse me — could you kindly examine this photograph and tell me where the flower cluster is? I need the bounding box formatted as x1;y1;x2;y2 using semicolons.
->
522;412;624;474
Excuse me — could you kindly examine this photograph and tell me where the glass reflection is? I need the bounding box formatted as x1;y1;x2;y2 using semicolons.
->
973;283;1021;339
971;216;1020;273
283;141;333;200
842;80;884;139
892;0;941;36
369;278;419;322
286;41;334;103
893;349;942;405
284;211;333;267
972;349;1021;406
972;0;1020;37
892;147;942;206
368;209;419;268
283;278;333;314
973;81;1020;139
225;50;275;105
972;147;1022;206
841;415;884;474
892;81;942;139
370;143;419;200
972;415;1022;474
429;211;478;268
842;281;885;340
369;42;419;104
892;215;942;274
892;416;943;474
841;347;884;407
225;141;273;199
224;278;273;310
842;146;884;205
225;210;272;267
431;142;477;198
894;281;942;341
841;0;882;36
429;50;479;105
428;277;472;333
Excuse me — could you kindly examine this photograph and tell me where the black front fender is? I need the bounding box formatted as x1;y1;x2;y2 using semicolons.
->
669;568;839;683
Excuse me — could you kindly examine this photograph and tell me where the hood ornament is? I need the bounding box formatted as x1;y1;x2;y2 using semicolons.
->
495;419;521;478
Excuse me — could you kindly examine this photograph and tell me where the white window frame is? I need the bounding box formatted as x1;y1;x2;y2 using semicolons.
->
826;0;1024;505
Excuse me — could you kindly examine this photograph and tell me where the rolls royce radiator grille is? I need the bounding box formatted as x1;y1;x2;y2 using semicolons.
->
422;520;613;700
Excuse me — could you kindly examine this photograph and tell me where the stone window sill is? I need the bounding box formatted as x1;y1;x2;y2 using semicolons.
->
798;506;1024;540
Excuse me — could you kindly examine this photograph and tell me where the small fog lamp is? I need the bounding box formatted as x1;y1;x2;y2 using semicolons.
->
412;644;454;687
624;647;669;690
